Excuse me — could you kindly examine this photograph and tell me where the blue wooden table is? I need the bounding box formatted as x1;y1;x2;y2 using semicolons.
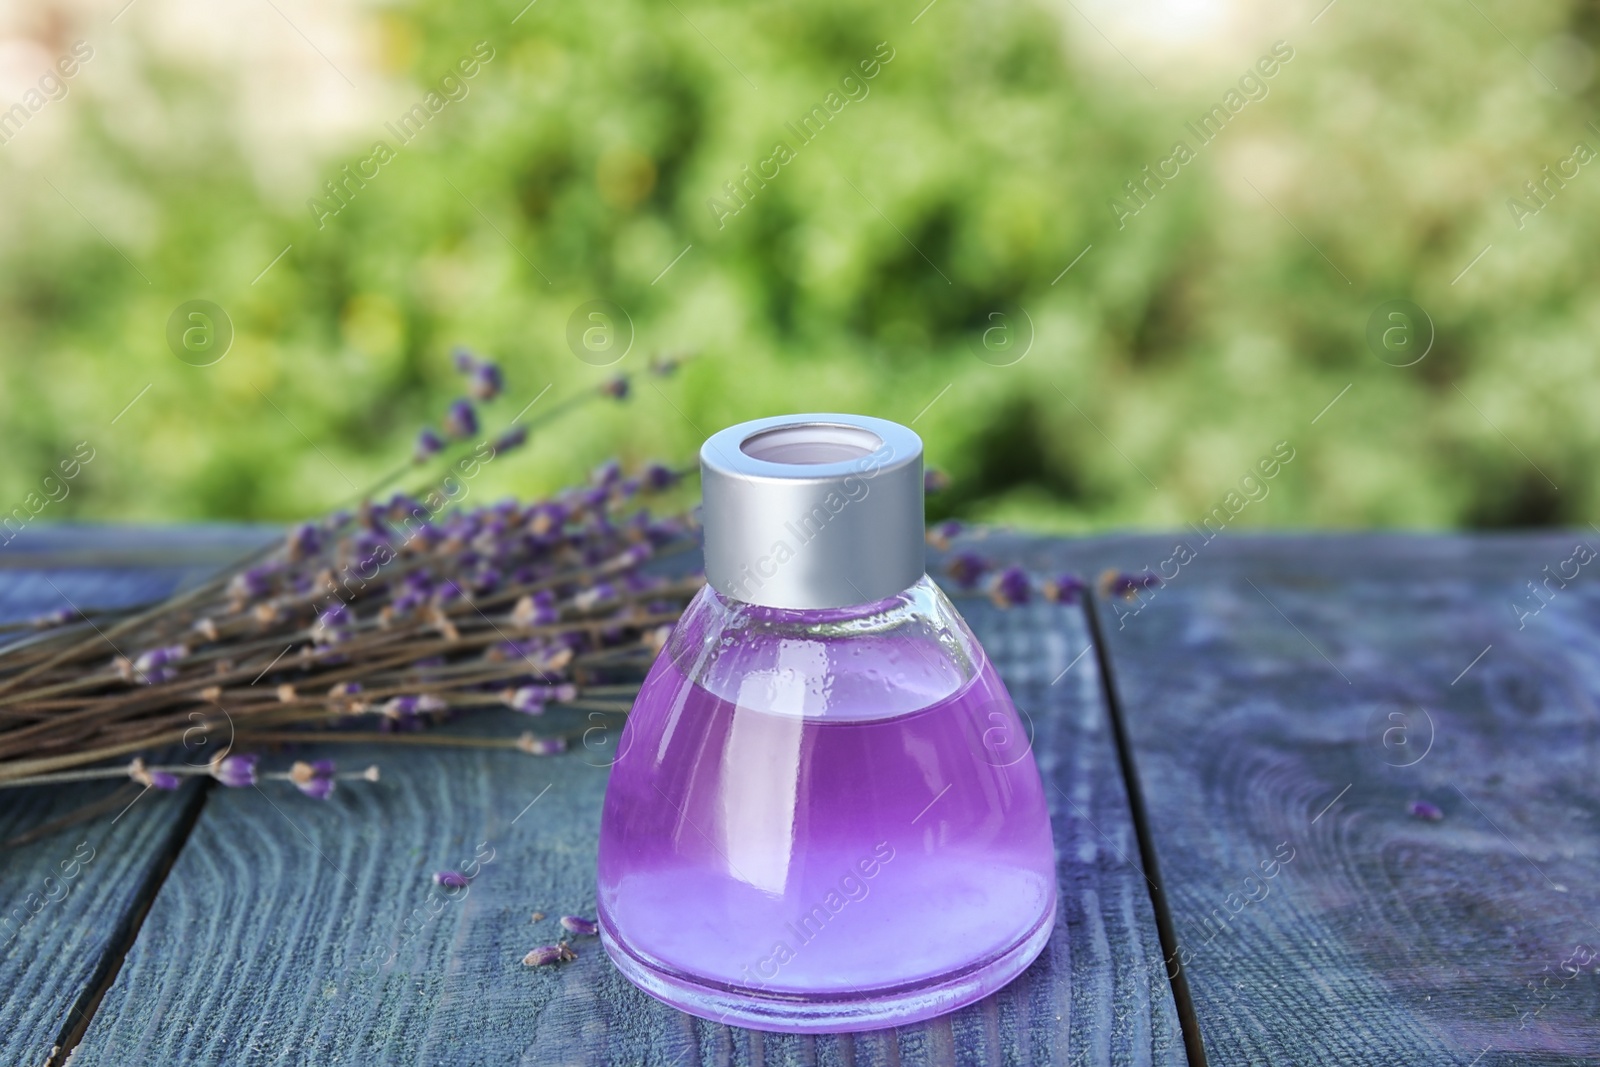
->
2;529;1597;1066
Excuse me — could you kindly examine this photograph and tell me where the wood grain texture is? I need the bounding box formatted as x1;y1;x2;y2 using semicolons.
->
1067;532;1600;1067
68;548;1182;1066
0;542;247;1066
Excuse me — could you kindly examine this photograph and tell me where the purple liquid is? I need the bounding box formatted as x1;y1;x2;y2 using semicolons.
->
597;630;1056;1032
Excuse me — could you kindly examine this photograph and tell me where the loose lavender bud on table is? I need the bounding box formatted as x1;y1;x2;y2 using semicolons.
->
522;942;576;967
559;915;598;936
1408;800;1444;821
434;870;470;889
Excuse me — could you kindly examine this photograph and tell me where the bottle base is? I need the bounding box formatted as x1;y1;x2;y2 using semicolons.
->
598;903;1055;1034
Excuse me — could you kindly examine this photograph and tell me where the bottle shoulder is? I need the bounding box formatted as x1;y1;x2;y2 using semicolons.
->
658;575;989;721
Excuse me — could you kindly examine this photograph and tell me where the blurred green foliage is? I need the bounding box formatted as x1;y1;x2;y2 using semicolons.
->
1;0;1596;531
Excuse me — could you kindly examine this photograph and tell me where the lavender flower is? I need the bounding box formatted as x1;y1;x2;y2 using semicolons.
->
443;399;479;439
989;566;1031;607
469;362;504;401
643;463;679;491
289;759;337;799
517;733;568;756
924;469;951;494
522;942;576;966
211;753;259;788
492;425;528;455
599;375;629;400
148;771;182;790
29;606;82;629
944;551;989;589
590;459;622;488
1099;570;1162;600
287;523;321;561
434;870;470;888
318;603;351;628
451;346;479;373
559;915;598;936
926;520;963;550
1043;574;1087;604
227;566;273;602
503;684;578;715
381;695;447;723
1408;800;1444;821
132;645;188;683
414;428;445;463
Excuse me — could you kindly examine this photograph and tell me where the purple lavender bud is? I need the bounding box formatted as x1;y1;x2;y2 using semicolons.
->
522;943;575;966
228;566;273;602
133;644;188;675
944;551;990;589
434;869;470;888
212;754;259;788
414;428;445;463
643;463;679;491
1101;570;1163;599
1408;800;1444;821
452;345;479;372
287;523;321;561
295;775;336;800
148;771;182;790
599;375;629;400
319;603;351;628
469;362;503;401
1045;573;1087;604
384;695;420;720
506;686;552;715
590;459;622;488
924;469;951;494
525;736;567;756
443;399;479;439
492;425;528;455
30;606;82;629
927;519;963;550
559;915;598;936
992;567;1031;606
389;590;425;618
309;759;337;776
433;579;463;604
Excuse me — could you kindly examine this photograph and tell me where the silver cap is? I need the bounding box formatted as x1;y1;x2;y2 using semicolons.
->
700;413;926;609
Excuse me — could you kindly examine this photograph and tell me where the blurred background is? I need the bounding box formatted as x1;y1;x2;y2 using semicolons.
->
0;0;1594;533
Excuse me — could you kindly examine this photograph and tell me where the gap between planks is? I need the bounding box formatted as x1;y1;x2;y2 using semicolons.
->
1080;594;1210;1067
48;779;215;1065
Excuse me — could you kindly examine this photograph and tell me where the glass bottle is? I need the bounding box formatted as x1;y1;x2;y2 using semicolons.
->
597;414;1056;1033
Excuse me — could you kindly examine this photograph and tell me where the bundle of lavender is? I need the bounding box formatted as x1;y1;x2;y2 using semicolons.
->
0;351;702;805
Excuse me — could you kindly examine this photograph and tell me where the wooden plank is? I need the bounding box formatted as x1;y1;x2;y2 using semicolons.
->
69;546;1182;1065
0;544;236;1067
1073;532;1600;1066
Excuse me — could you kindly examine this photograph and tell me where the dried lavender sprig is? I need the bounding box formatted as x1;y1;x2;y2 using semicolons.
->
0;755;378;792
